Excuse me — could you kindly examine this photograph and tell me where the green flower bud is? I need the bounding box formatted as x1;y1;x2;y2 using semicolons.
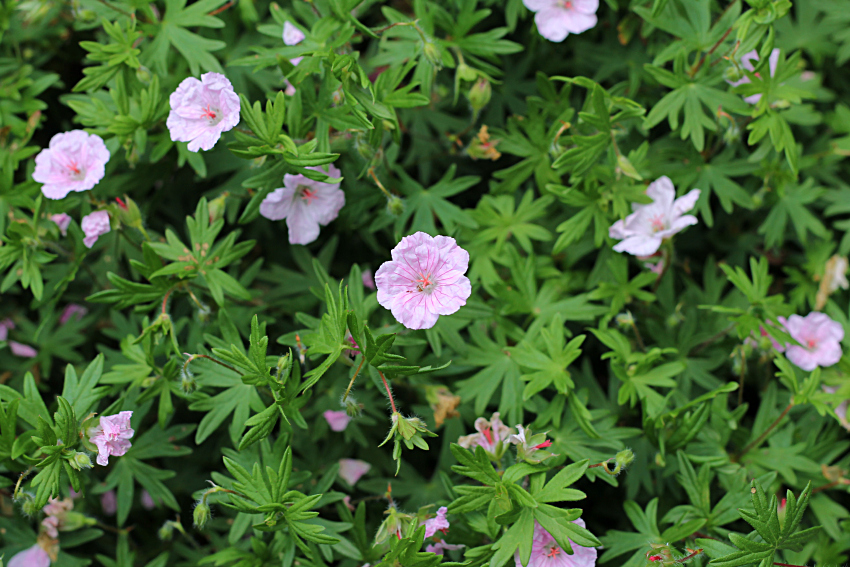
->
422;38;442;69
386;195;405;217
158;521;175;541
113;196;142;229
70;451;93;470
136;65;153;85
16;492;38;517
467;78;492;111
615;449;635;469
457;63;477;82
193;500;211;529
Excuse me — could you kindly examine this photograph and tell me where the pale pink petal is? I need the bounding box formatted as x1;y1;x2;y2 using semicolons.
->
426;541;465;555
9;341;37;358
8;544;51;567
60;304;87;325
101;490;117;515
645;176;676;210
786;346;819;371
362;269;376;290
768;48;781;76
534;8;571;42
88;411;134;466
324;410;351;432
0;318;13;341
608;219;628;240
423;507;450;538
141;490;156;510
562;10;597;34
571;0;599;13
613;235;662;256
283;21;305;46
51;213;72;236
522;0;557;11
338;458;371;485
259;187;296;221
672;189;701;216
81;210;111;249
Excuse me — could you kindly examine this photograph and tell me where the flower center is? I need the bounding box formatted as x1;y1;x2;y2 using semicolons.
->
807;339;817;349
481;426;494;445
297;185;318;203
67;161;86;181
415;273;436;293
546;544;561;558
201;105;222;125
560;0;573;8
651;215;666;232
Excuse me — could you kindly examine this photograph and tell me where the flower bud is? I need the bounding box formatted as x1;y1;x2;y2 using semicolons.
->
70;452;93;470
386;195;405;217
113;196;142;229
193;501;211;529
181;370;197;394
456;63;477;82
723;65;745;84
158;521;175;541
421;38;442;69
208;193;228;224
615;312;635;328
343;395;363;418
467;78;492;111
16;492;39;517
136;65;153;85
615;449;634;470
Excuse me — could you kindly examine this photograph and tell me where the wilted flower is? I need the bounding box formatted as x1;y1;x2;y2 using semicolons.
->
167;72;240;152
88;411;135;466
426;385;461;428
33;130;110;200
515;519;597;567
283;21;305;46
41;497;75;538
81;210;111;248
609;176;700;257
324;409;352;432
375;232;472;330
779;312;844;371
338;458;371;485
59;304;87;325
8;544;51;567
509;425;556;464
423;506;450;538
522;0;598;43
9;341;38;358
101;490;117;516
816;255;849;310
458;412;513;459
426;541;465;556
467;125;501;161
259;164;345;245
726;49;780;104
51;213;72;236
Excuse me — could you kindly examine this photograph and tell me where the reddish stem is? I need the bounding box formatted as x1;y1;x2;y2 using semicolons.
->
208;1;234;16
379;371;397;413
162;288;173;315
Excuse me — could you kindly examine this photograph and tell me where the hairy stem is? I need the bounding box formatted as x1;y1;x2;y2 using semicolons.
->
342;358;366;403
379;371;397;413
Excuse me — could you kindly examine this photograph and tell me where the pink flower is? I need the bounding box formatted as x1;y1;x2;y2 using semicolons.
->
42;515;60;538
9;341;38;358
0;318;14;341
375;232;472;330
423;506;450;538
259;164;345;245
727;49;780;104
42;497;73;518
81;210;111;248
59;304;88;325
283;21;305;46
362;269;376;290
88;411;134;466
458;412;513;456
426;541;465;555
141;490;156;510
338;458;371;485
8;544;51;567
515;519;597;567
33;130;110;200
823;386;850;429
609;176;700;257
522;0;597;43
167;73;240;152
101;490;117;515
346;333;361;355
779;312;844;371
51;213;72;236
324;410;351;432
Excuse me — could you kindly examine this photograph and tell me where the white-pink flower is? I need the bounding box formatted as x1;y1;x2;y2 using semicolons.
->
522;0;597;43
101;490;117;515
515;519;597;567
375;232;471;330
779;312;844;371
609;176;700;257
167;72;240;152
259;164;345;245
8;544;51;567
338;458;371;485
33;130;110;200
51;213;72;236
426;541;465;555
423;506;450;538
727;49;780;104
88;411;134;466
457;412;513;455
81;210;111;248
9;341;38;358
324;410;351;432
283;21;306;46
59;304;88;325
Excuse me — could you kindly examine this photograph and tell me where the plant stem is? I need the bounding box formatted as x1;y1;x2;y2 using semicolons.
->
183;353;242;376
687;0;740;77
208;1;234;16
368;167;393;199
379;371;397;413
675;549;703;563
162;288;173;315
342;358;366;402
735;402;793;460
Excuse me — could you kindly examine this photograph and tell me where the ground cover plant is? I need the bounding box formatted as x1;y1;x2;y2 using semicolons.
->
2;0;850;565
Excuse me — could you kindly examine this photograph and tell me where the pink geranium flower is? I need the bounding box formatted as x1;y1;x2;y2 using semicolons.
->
259;164;345;245
338;458;371;485
426;541;465;555
609;176;700;257
515;519;597;567
60;304;88;325
9;341;38;358
522;0;598;43
727;49;780;104
375;232;472;330
81;210;111;248
51;213;72;236
283;21;305;46
324;410;351;432
458;412;513;456
33;130;110;200
8;544;51;567
779;312;844;371
423;507;450;538
167;73;240;152
88;411;134;466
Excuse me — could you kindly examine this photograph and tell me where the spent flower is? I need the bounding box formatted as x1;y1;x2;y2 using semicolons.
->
8;544;51;567
324;410;352;432
51;213;72;236
509;425;557;464
458;412;513;460
338;458;371;485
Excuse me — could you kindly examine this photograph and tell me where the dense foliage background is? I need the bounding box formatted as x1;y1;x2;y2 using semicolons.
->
3;0;850;565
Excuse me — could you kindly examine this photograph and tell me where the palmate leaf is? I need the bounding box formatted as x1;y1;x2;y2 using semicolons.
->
393;164;479;235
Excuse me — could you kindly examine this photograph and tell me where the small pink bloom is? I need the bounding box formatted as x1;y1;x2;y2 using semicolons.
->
0;318;14;341
8;544;51;567
259;164;345;245
338;458;371;485
9;341;38;358
458;412;513;455
167;73;240;152
522;0;597;43
362;269;375;290
33;130;110;200
324;410;351;432
88;411;134;466
609;176;700;257
346;333;361;355
514;519;597;567
375;232;472;330
283;21;305;46
284;79;297;96
51;213;72;236
423;506;450;538
81;210;111;248
101;490;117;515
426;541;465;555
141;490;156;510
726;49;780;104
779;312;844;371
42;497;73;518
42;515;60;538
59;304;88;325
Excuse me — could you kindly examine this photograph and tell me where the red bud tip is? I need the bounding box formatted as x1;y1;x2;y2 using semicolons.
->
116;197;127;210
648;556;663;562
534;440;553;449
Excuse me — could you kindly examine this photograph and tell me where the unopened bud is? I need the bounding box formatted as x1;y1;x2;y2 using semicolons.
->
16;492;38;517
208;193;228;224
386;195;405;217
70;452;93;470
723;65;745;84
422;38;442;69
467;78;491;111
113;195;142;229
181;371;197;394
615;449;634;470
615;312;635;328
158;521;175;541
136;65;153;85
343;396;363;418
193;501;211;529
